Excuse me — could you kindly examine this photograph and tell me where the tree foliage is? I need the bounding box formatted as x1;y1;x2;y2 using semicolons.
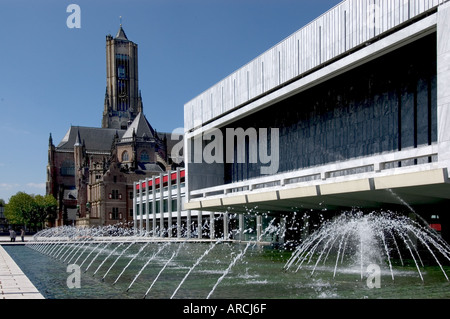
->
34;194;57;228
5;192;57;230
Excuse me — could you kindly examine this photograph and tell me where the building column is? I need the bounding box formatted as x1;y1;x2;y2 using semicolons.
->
159;173;164;237
187;210;192;238
133;182;137;232
223;212;229;240
168;171;172;238
256;215;262;242
198;210;203;239
238;214;244;241
279;216;286;245
145;178;149;234
139;181;143;234
437;2;450;168
210;212;215;240
176;168;182;239
152;176;157;238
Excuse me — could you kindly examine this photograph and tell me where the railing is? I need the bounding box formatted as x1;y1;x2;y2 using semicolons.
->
189;145;438;200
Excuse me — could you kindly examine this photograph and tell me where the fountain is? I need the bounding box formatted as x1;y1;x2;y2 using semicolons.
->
8;210;449;299
284;211;450;282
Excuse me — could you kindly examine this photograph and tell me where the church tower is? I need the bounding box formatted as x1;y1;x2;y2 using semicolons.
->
102;23;143;130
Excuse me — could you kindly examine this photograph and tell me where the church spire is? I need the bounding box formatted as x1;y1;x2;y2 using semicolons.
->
49;133;53;147
74;129;82;147
115;17;128;41
103;20;140;130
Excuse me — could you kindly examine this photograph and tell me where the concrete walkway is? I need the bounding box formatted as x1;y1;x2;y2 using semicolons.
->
0;238;44;299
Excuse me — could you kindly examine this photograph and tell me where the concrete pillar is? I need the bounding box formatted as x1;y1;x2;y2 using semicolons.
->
176;168;182;239
145;178;149;234
210;212;215;239
187;210;192;238
133;182;137;231
198;210;203;239
437;3;450;168
256;215;262;242
159;173;164;237
152;176;157;237
223;212;229;240
168;170;172;238
139;181;143;234
279;216;286;245
238;214;244;241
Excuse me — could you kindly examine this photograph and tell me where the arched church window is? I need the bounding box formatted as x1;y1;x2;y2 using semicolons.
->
122;151;129;162
140;150;150;162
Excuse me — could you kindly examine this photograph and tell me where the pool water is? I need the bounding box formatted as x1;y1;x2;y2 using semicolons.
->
4;243;450;299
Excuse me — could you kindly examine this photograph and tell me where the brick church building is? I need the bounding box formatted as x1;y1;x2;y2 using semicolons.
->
46;25;181;227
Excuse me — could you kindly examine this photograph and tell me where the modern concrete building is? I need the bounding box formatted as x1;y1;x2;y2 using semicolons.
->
183;0;450;242
133;169;232;239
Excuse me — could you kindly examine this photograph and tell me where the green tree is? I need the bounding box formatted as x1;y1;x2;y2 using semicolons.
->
4;192;35;227
5;192;57;231
34;194;57;229
0;198;5;228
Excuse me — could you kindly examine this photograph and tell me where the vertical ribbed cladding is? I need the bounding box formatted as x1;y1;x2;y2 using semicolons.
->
184;0;445;132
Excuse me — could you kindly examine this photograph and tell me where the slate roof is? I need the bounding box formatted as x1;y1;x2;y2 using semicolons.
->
121;112;156;140
115;26;128;41
57;126;125;153
135;163;165;173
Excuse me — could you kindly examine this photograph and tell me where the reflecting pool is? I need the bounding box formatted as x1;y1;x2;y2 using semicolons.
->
5;240;450;299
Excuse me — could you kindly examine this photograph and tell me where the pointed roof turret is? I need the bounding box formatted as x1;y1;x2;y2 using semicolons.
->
74;129;82;147
122;112;155;140
115;23;128;41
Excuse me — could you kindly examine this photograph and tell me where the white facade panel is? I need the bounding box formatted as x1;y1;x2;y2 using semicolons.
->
185;0;444;131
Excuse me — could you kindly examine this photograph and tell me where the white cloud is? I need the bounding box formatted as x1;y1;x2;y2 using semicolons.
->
0;183;46;202
0;183;20;189
26;183;46;189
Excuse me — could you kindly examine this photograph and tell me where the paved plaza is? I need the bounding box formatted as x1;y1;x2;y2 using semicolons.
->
0;237;44;299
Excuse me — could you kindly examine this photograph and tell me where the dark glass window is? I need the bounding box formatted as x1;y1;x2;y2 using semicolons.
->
60;160;75;176
140;151;150;162
224;33;437;183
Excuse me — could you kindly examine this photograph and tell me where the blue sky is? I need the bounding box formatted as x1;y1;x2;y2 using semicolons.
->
0;0;341;202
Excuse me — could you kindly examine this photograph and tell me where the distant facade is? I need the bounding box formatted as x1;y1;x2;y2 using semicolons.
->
47;25;181;227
